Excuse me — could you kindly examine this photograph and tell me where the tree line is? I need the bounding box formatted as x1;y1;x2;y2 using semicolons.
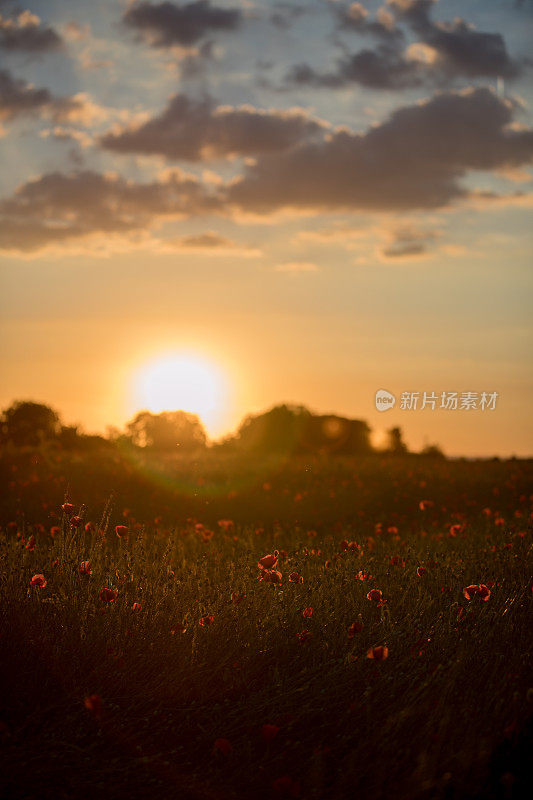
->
0;400;443;457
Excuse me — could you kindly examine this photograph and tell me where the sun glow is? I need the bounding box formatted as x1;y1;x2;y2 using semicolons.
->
131;353;228;435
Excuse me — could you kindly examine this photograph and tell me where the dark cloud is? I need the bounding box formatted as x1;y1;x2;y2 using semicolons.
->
100;93;327;160
335;2;403;42
380;225;438;258
0;9;63;52
287;44;425;90
0;68;84;123
227;88;533;214
123;1;242;47
286;0;522;91
388;0;521;79
0;169;220;252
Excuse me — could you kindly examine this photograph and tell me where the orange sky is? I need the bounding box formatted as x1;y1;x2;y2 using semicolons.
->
1;1;532;457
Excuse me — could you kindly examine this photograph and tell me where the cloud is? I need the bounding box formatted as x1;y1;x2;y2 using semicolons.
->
123;1;242;47
0;9;63;52
379;224;439;259
227;88;533;214
158;230;261;255
100;93;328;160
335;2;403;41
274;261;320;272
388;0;522;79
0;69;96;124
286;0;523;91
0;169;220;254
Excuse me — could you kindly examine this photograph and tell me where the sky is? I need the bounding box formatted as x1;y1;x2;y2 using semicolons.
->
0;0;532;456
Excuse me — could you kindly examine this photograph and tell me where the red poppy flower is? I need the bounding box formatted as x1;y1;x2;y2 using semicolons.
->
213;738;232;755
84;522;95;533
62;503;75;515
259;569;282;584
288;572;301;583
70;516;83;528
302;607;314;618
389;555;404;567
230;592;246;604
131;602;142;611
366;588;384;605
262;724;280;743
79;560;92;575
84;694;102;719
258;554;278;570
463;583;491;601
357;569;372;581
367;645;389;660
419;500;433;510
25;535;36;550
348;620;364;638
417;566;427;577
115;525;128;538
99;587;117;602
170;624;188;635
272;776;301;797
50;526;60;537
199;615;214;627
30;574;46;587
297;629;313;643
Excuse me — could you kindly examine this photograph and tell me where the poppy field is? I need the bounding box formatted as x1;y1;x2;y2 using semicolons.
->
0;448;532;800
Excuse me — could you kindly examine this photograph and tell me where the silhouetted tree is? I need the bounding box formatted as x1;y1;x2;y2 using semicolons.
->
1;401;60;446
420;443;445;459
235;404;311;454
125;410;207;451
387;426;408;455
233;404;373;455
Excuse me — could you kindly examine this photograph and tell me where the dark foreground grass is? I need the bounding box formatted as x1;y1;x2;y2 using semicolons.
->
0;450;532;800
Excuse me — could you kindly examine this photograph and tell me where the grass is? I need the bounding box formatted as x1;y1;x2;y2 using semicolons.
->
0;448;531;799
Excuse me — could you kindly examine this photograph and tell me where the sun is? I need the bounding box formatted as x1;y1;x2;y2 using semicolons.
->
131;352;227;434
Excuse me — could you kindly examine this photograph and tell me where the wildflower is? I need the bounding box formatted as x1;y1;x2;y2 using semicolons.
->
30;574;46;588
288;572;301;583
199;615;214;627
79;560;92;575
356;569;372;581
99;587;117;603
366;588;384;605
258;554;278;570
62;503;75;515
131;602;142;611
463;584;491;601
272;775;301;796
262;724;280;743
170;624;187;635
115;525;128;538
50;526;60;537
25;535;36;550
230;592;245;604
84;522;95;533
84;694;102;719
70;516;83;528
259;569;282;584
389;555;405;568
302;607;314;618
348;621;364;638
367;645;389;660
297;629;313;643
213;738;232;755
417;566;427;577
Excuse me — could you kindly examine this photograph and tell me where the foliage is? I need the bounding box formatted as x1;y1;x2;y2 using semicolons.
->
0;452;531;799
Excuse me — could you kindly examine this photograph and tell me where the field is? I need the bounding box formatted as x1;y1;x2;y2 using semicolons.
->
0;447;532;800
